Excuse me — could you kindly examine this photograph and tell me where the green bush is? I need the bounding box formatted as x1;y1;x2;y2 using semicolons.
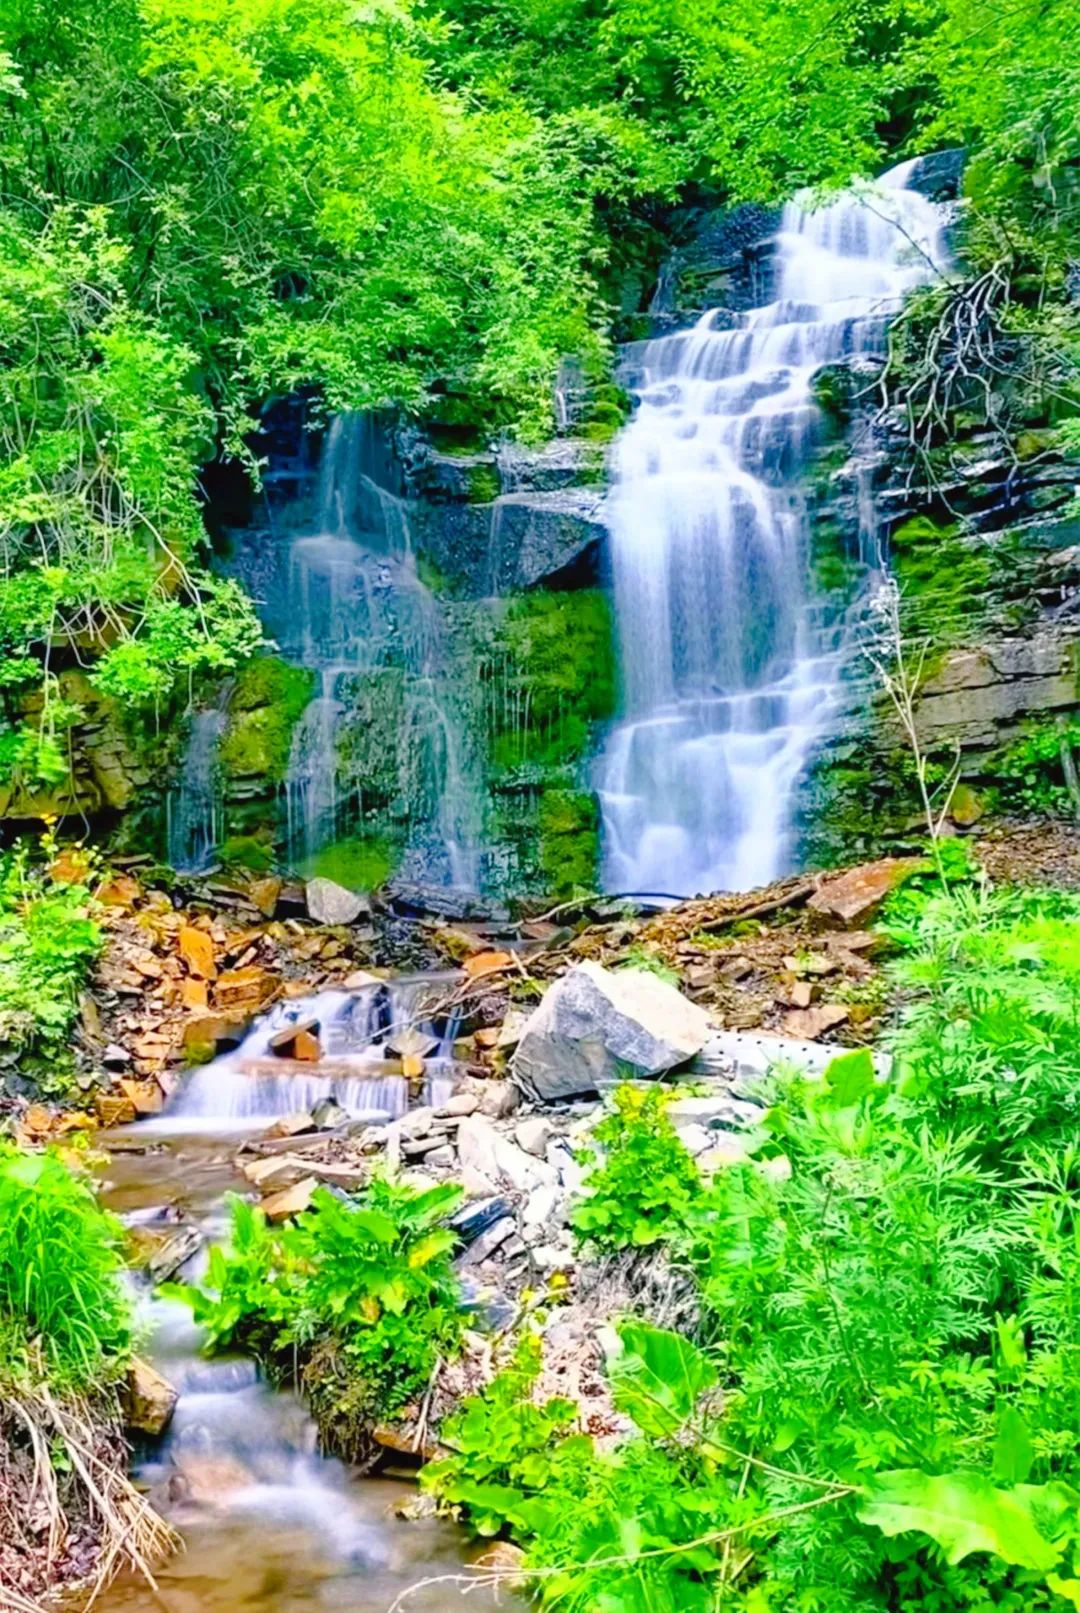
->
571;1085;701;1252
422;1332;583;1535
0;840;103;1070
174;1176;465;1420
0;1145;131;1393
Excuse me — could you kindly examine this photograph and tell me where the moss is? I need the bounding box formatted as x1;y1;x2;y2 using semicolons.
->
810;516;860;598
538;787;599;896
464;462;501;505
296;833;400;891
890;517;997;648
220;832;275;873
219;657;315;784
478;588;616;779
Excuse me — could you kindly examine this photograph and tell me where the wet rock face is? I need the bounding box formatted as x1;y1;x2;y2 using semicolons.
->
914;634;1080;744
399;433;608;596
511;960;713;1102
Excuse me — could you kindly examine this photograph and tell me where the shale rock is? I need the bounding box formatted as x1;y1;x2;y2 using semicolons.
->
512;961;712;1101
807;858;922;928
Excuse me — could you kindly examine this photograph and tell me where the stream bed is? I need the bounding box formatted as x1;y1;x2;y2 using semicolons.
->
94;992;519;1613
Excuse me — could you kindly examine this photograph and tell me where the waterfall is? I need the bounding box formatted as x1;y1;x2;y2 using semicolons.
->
167;704;227;873
149;978;462;1130
597;161;948;898
282;415;485;887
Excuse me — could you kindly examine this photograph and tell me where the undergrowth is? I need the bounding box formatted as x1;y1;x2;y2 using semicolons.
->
0;1144;172;1603
424;872;1080;1612
0;837;103;1079
174;1177;466;1428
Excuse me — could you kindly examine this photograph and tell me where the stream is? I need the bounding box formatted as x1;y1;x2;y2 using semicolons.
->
95;983;519;1613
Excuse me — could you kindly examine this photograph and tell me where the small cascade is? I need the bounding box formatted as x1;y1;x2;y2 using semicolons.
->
279;415;486;885
155;977;462;1130
598;160;948;897
167;705;227;874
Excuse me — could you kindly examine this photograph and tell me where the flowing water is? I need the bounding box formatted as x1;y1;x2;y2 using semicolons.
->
151;976;461;1132
597;160;949;897
282;416;486;888
97;978;515;1613
167;705;228;874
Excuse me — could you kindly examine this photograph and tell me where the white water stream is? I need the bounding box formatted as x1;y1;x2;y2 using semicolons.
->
598;161;948;897
147;976;461;1132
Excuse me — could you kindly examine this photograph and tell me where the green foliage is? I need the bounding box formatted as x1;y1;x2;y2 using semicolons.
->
616;944;679;985
994;718;1080;817
571;1084;701;1251
0;839;102;1069
174;1176;465;1419
0;1144;131;1393
423;1331;583;1535
431;876;1080;1611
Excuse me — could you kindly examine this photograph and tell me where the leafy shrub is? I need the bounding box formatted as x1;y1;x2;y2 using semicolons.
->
0;839;103;1069
0;1145;131;1392
993;718;1080;817
571;1085;701;1251
175;1177;465;1419
422;1332;583;1535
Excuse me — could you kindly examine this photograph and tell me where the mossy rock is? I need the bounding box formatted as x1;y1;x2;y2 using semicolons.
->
538;788;599;896
465;462;501;505
296;833;400;891
220;657;315;784
220;832;276;873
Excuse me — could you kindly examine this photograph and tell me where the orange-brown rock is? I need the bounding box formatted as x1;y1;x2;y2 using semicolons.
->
183;1013;241;1055
181;976;208;1009
95;1091;137;1127
118;1078;165;1116
807;858;922;928
463;950;515;979
179;924;217;980
214;965;273;1009
262;1177;318;1221
95;873;142;909
248;876;284;918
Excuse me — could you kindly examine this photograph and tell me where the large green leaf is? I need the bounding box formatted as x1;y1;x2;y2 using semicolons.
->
608;1320;717;1437
858;1470;1063;1571
992;1404;1034;1486
822;1047;875;1106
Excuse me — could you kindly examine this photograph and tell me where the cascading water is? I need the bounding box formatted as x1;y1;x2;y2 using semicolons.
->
167;705;227;874
152;976;462;1130
598;160;948;897
281;415;485;888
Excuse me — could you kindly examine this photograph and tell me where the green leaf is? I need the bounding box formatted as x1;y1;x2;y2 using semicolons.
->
993;1404;1034;1485
1048;1576;1080;1609
823;1047;875;1105
858;1470;1063;1571
608;1320;717;1437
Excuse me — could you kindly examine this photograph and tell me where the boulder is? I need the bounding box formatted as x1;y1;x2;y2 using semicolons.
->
305;877;369;926
511;961;712;1102
807;858;922;928
125;1357;178;1437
